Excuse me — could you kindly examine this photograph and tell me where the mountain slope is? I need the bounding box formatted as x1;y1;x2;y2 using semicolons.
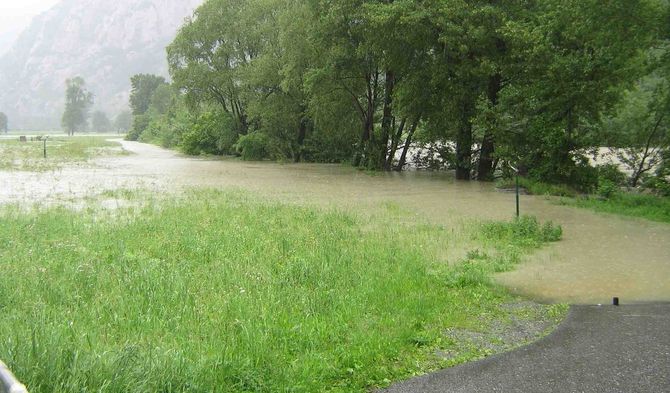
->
0;0;202;130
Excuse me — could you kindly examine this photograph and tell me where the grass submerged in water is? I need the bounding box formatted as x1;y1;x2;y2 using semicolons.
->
0;191;564;392
0;136;124;171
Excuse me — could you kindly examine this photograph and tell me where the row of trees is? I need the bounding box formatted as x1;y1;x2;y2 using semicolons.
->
61;77;132;135
128;0;670;190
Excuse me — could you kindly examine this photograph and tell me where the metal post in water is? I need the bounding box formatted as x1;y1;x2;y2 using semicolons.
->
515;173;520;218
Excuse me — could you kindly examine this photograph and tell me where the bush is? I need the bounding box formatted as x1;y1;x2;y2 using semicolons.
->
234;132;272;161
180;111;237;155
597;164;627;186
126;114;150;141
596;179;620;199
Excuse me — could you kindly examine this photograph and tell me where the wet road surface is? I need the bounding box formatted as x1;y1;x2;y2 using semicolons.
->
383;303;670;393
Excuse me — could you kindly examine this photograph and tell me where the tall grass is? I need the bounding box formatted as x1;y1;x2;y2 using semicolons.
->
0;191;563;392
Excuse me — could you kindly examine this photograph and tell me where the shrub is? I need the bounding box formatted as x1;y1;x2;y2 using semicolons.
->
181;111;237;155
596;179;620;199
597;163;627;186
234;132;272;161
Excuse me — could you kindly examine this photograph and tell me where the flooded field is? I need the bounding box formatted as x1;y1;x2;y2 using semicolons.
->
2;140;669;304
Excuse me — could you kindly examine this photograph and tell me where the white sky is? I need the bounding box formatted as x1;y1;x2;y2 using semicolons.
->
0;0;60;54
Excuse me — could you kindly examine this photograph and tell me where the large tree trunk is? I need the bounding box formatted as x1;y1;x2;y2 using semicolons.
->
477;73;502;181
379;70;395;170
455;101;474;180
294;117;308;163
386;117;407;170
354;70;379;168
395;116;420;171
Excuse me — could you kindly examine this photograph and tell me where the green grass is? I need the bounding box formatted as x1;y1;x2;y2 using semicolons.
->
498;177;670;224
558;193;670;224
0;136;124;171
0;191;565;392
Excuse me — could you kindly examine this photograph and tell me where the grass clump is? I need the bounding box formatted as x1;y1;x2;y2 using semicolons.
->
0;136;123;171
0;191;564;392
446;216;563;288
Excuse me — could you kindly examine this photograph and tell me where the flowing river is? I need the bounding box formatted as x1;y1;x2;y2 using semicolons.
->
1;140;669;304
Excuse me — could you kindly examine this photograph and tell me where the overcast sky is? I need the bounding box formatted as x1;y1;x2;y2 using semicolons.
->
0;0;60;54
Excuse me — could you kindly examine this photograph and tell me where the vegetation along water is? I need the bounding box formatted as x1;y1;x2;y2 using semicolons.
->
0;0;669;391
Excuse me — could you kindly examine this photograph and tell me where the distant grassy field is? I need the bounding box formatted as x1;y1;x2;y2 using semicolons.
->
0;190;565;392
0;136;124;171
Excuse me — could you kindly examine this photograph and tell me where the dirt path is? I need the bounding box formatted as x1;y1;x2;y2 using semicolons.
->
1;140;669;304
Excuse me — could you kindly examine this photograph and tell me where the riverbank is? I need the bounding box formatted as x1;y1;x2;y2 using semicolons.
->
2;139;669;303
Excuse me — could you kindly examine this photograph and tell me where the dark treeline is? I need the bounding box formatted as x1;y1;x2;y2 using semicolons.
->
127;0;670;191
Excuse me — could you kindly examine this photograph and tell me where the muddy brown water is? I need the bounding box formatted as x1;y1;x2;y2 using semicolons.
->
1;140;668;304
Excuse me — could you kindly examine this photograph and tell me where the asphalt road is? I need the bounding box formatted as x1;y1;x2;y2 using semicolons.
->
383;304;670;393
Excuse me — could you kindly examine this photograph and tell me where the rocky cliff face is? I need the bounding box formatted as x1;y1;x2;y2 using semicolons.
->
0;0;202;130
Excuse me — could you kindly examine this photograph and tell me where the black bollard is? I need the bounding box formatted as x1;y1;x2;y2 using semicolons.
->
613;297;619;306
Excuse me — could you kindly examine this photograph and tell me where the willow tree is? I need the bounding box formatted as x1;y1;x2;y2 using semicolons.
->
167;0;256;135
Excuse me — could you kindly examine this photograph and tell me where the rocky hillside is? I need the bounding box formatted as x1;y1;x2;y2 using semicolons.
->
0;0;202;130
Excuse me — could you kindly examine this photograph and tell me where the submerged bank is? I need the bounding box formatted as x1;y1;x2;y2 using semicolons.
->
1;139;669;304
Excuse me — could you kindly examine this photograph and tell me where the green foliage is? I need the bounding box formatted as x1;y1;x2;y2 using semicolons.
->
594;164;627;199
126;114;150;141
130;0;668;188
596;180;620;200
61;77;94;136
234;132;273;161
129;74;167;116
597;164;627;187
564;193;670;223
603;74;670;187
181;111;238;155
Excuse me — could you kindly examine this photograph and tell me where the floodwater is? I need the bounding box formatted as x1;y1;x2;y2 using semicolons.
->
1;140;669;304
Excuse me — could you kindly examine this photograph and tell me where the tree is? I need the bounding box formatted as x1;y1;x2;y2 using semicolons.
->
0;112;7;133
167;0;254;135
114;111;132;133
130;74;167;116
127;74;167;140
91;111;112;133
61;77;94;136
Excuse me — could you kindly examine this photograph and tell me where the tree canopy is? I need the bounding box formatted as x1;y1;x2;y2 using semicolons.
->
127;0;669;190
